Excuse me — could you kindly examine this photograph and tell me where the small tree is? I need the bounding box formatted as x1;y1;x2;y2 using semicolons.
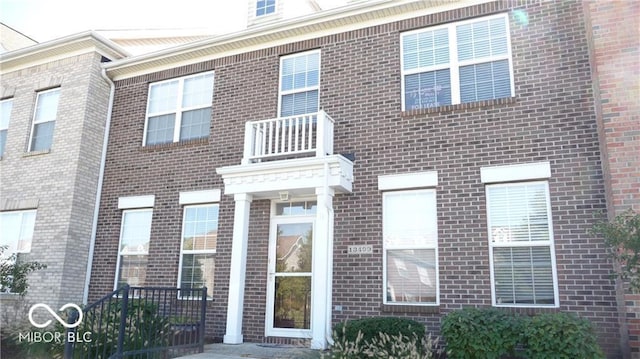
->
0;245;47;296
591;209;640;293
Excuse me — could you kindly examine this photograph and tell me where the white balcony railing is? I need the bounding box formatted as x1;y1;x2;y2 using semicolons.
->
242;111;334;164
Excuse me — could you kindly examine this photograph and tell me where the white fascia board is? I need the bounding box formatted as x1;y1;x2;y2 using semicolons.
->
118;195;155;209
378;170;438;190
179;189;222;205
480;162;551;184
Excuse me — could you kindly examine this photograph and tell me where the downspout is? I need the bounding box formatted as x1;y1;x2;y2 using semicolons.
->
82;67;115;304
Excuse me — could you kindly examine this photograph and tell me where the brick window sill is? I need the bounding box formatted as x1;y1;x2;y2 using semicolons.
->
381;304;440;314
401;97;517;118
139;137;209;152
22;149;51;157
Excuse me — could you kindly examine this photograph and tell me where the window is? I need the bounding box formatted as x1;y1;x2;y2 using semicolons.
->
256;0;276;16
486;181;558;307
0;99;12;157
115;209;152;288
29;88;59;151
178;204;218;300
401;13;513;110
279;50;320;117
0;210;36;256
383;190;439;305
144;72;214;146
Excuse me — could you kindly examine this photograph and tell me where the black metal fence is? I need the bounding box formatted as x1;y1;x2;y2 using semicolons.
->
64;285;207;359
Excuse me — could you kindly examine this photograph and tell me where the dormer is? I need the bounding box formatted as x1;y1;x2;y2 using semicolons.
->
248;0;322;27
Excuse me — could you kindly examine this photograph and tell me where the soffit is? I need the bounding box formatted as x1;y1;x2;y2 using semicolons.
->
0;32;129;74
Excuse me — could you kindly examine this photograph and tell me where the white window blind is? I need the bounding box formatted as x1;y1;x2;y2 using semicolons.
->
279;51;320;117
487;181;558;307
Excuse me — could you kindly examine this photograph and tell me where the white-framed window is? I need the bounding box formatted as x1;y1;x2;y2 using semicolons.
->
144;71;214;146
486;181;559;307
383;189;439;305
256;0;276;16
29;88;60;151
115;209;152;289
401;13;513;110
278;50;320;117
0;210;37;256
0;98;13;157
178;204;218;300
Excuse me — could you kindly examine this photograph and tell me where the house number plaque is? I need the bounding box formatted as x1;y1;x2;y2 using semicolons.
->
347;245;373;254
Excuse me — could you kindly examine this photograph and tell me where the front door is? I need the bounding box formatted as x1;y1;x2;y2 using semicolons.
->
266;201;316;338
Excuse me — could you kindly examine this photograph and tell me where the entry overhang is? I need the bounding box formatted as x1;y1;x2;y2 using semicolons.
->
216;154;354;198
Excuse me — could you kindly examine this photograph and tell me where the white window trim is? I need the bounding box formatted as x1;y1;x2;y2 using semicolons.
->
378;171;438;191
114;208;152;290
400;13;514;111
179;189;221;205
118;195;155;209
277;49;321;117
382;188;439;306
177;203;218;300
486;180;560;308
28;88;60;152
142;71;214;146
481;161;551;183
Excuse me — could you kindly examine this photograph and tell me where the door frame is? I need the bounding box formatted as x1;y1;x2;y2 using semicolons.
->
265;200;316;338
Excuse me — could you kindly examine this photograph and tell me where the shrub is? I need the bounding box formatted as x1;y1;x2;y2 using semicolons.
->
330;317;428;359
522;312;604;359
440;307;522;359
327;324;440;359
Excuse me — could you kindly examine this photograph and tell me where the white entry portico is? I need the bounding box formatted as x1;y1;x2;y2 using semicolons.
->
216;111;353;349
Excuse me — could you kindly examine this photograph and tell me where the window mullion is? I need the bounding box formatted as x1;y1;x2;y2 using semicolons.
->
174;79;185;142
449;24;461;105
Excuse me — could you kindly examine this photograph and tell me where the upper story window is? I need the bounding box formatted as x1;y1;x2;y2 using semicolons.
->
401;13;513;110
29;88;59;152
279;50;320;117
256;0;276;16
0;98;12;157
144;72;214;146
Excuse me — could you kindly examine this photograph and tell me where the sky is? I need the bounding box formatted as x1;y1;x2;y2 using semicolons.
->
0;0;248;42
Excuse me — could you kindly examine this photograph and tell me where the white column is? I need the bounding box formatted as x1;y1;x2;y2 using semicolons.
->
224;193;253;344
311;186;334;350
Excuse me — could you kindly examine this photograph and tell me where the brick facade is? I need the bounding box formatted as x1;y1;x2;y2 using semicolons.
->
585;1;640;357
89;1;625;357
0;50;113;320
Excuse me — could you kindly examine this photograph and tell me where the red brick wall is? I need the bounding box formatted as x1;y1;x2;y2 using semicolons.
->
89;0;623;356
585;1;640;357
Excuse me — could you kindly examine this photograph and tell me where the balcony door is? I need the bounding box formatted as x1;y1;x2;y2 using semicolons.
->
266;201;316;338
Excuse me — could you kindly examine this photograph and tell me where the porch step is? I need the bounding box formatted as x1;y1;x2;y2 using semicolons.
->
177;343;322;359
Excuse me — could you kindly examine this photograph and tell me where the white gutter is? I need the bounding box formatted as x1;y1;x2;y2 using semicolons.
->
82;67;115;304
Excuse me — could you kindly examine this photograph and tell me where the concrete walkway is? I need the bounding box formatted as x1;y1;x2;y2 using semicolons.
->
177;343;324;359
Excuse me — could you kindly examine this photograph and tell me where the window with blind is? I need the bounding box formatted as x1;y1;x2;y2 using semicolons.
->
401;13;513;110
383;189;439;305
278;50;320;117
144;72;214;146
486;181;559;307
0;98;12;157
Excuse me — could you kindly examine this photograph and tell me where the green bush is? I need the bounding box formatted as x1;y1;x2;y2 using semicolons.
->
440;307;522;359
331;317;427;359
522;312;604;359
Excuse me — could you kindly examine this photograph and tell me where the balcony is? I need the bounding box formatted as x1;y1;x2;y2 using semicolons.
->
242;111;334;164
218;110;353;199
